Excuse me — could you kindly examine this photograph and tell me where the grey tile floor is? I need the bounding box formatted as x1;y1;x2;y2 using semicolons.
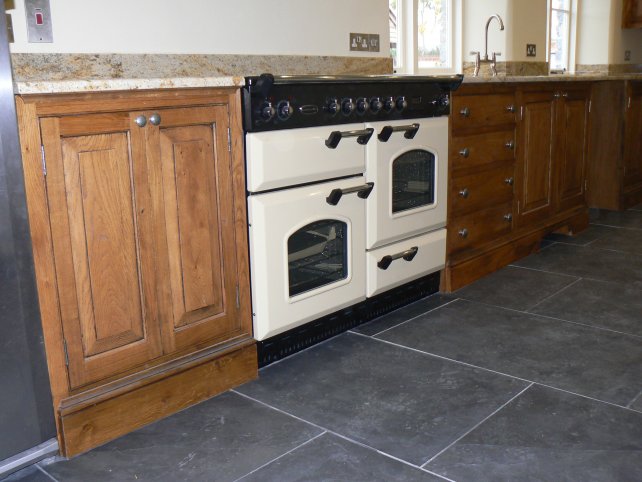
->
5;207;642;482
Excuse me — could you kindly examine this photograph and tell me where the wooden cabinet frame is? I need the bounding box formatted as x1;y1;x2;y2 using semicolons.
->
623;0;642;28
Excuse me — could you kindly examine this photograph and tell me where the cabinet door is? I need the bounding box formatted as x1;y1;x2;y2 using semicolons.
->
557;90;589;212
623;82;642;192
146;105;245;353
40;114;163;390
515;91;556;227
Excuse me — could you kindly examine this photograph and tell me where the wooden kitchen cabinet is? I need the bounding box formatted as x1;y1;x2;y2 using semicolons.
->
17;88;256;456
623;82;642;197
622;0;642;28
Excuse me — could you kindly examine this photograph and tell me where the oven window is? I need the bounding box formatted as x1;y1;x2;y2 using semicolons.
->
392;149;436;213
288;220;348;297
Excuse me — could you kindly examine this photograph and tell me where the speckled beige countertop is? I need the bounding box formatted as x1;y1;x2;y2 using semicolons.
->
463;73;642;83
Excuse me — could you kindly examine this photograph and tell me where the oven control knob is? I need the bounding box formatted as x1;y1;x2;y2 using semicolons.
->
383;97;395;113
370;97;383;113
396;96;408;112
326;98;340;115
438;93;450;107
259;101;276;121
356;97;370;115
277;100;293;120
341;98;355;115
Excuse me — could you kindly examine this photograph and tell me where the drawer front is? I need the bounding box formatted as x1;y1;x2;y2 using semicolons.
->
450;164;515;215
448;203;513;254
451;129;516;171
452;94;517;130
366;230;446;297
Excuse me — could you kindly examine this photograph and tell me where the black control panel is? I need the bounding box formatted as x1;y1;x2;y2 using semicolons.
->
242;73;464;133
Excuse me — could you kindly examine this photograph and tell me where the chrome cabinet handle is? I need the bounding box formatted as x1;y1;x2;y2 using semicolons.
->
326;182;374;205
504;177;514;186
458;228;469;238
377;123;420;142
149;113;161;126
135;115;147;127
459;148;470;158
325;128;374;149
377;246;419;270
460;107;471;117
505;140;515;149
459;188;469;198
506;105;516;113
504;213;513;222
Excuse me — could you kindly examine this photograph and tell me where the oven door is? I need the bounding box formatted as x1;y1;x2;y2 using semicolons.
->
246;123;370;192
248;176;368;340
365;117;448;249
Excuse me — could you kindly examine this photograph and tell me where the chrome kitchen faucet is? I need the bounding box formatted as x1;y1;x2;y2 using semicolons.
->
470;14;505;76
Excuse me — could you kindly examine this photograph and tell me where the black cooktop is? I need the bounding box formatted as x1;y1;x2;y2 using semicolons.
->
242;73;464;133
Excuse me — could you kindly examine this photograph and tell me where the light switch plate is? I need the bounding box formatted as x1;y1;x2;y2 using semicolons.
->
625;50;631;61
350;33;380;52
25;0;53;43
526;44;536;57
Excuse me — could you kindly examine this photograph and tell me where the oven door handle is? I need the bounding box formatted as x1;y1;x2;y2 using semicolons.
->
325;128;375;149
377;246;419;270
326;182;374;206
377;123;420;142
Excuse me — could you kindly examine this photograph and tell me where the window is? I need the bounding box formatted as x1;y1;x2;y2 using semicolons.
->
389;0;461;74
549;0;575;72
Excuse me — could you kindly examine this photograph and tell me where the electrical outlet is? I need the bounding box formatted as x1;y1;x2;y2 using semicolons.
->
625;50;631;62
25;0;53;43
350;33;380;52
526;44;537;57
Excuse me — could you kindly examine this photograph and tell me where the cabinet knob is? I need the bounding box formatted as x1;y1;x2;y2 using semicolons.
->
149;113;161;126
459;148;470;158
554;92;561;99
562;92;569;98
504;177;514;186
135;115;147;127
506;105;516;113
460;107;471;117
505;140;514;149
459;188;469;198
504;213;513;222
458;228;469;238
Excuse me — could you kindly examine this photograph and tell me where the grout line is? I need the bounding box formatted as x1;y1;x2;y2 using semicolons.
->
232;431;327;482
421;383;534;468
524;277;583;312
589;221;642;231
364;298;460;338
357;333;642;414
232;390;453;480
626;389;642;410
36;465;58;482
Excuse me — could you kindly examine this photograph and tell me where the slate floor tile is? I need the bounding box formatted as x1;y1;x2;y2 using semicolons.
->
241;433;442;481
588;227;642;256
590;209;642;230
543;224;614;246
426;385;642;482
42;391;322;482
454;265;578;311
377;299;642;406
1;466;53;482
238;333;527;466
530;278;642;337
630;203;642;212
513;243;642;286
630;392;642;412
351;293;455;336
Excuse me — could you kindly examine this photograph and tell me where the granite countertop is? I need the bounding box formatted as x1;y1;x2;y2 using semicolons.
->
463;73;642;83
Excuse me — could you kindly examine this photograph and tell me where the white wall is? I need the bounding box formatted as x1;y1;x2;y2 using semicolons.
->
462;0;509;61
611;0;642;64
8;0;389;57
576;0;613;65
507;0;547;62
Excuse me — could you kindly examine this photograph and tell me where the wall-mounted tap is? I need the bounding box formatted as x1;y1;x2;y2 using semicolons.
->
470;14;505;77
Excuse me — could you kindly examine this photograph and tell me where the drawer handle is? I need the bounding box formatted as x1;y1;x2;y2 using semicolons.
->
459;188;469;198
460;107;471;117
505;140;514;149
325;128;374;149
458;228;469;238
326;182;374;205
377;123;420;142
135;115;147;127
504;213;513;222
377;246;419;270
505;177;514;186
459;148;470;158
506;105;516;113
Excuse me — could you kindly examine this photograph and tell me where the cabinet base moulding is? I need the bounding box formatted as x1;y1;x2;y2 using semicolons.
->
57;341;257;458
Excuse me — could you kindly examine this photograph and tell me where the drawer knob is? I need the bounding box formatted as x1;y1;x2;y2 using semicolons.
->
505;140;515;149
149;113;162;126
506;105;516;113
554;92;561;99
458;228;469;238
504;177;514;186
504;213;513;222
458;188;469;198
460;107;470;117
135;115;147;127
459;148;470;158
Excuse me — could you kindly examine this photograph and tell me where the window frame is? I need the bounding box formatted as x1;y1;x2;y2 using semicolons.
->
547;0;578;73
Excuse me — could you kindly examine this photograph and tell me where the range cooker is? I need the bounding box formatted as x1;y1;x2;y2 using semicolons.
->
242;73;463;346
